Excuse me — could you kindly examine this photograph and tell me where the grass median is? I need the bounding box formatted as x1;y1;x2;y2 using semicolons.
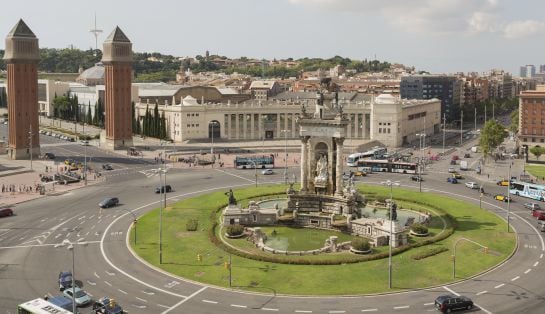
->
130;184;515;295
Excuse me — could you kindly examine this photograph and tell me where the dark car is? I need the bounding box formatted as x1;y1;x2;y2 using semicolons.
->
0;208;13;218
155;185;172;193
447;177;458;184
410;175;423;182
99;197;119;208
102;164;113;171
435;294;473;313
58;271;73;291
44;152;56;159
93;296;123;314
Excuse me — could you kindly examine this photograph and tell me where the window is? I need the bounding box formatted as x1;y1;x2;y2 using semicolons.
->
388;128;391;134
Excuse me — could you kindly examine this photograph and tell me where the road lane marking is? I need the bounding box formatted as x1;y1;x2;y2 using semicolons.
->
393;306;409;310
494;283;505;289
443;286;492;314
295;311;313;313
141;290;155;295
361;309;378;312
511;276;520;281
424;303;434;306
476;290;488;296
94;272;100;279
157;304;170;309
135;297;147;303
231;304;247;308
55;234;62;239
202;300;218;304
86;280;96;286
329;311;346;314
0;241;100;250
118;289;127;294
88;215;95;219
77;238;84;242
104;281;112;286
534;261;539;267
159;286;207;314
105;270;115;276
262;308;279;311
540;253;543;259
524;268;532;274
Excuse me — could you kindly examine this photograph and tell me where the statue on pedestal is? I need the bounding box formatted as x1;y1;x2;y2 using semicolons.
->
225;189;237;206
314;154;328;187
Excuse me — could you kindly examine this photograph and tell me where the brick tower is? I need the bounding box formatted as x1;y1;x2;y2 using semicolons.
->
3;19;40;159
101;26;133;149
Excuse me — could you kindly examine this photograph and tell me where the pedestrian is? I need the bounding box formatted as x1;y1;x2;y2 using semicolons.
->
487;174;490;179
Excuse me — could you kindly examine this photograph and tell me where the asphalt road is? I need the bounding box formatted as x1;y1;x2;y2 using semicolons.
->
0;146;544;314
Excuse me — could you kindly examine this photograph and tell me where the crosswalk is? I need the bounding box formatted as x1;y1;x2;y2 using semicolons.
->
138;165;172;178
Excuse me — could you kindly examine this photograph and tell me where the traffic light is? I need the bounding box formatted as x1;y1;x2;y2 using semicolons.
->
197;254;202;262
224;261;230;269
134;218;138;224
483;247;489;254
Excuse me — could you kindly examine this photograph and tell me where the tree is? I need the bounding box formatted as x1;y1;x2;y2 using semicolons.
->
509;109;519;134
530;145;545;160
153;103;160;137
160;111;167;139
479;119;506;162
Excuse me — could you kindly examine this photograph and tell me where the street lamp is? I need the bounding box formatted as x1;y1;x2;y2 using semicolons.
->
59;239;77;314
507;156;512;232
249;160;258;187
261;115;267;154
381;180;400;289
281;129;289;184
157;140;169;264
416;133;426;192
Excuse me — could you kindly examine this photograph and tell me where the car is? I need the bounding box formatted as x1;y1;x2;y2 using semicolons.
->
261;169;273;175
155;185;172;194
39;130;45;134
494;194;512;202
451;172;463;179
58;271;73;291
434;294;473;313
354;170;367;176
532;210;545;220
448;167;456;173
80;140;89;146
44;152;56;159
93;297;123;314
65;159;76;166
465;182;479;189
99;197;119;208
447;177;458;184
63;286;92;307
538;221;545;232
524;203;542;211
0;208;14;217
497;179;510;186
463;153;471;158
102;164;113;171
410;175;423;182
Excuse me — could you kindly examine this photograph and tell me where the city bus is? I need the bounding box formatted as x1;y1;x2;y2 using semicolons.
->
234;155;275;169
358;159;418;174
17;298;72;314
346;147;387;167
509;181;545;201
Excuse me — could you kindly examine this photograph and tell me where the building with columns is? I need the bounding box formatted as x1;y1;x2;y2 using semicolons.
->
3;19;40;159
101;26;133;149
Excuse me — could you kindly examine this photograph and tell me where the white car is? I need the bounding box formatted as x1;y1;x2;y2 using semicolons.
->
465;182;479;189
80;140;89;146
448;167;456;173
63;286;92;306
261;169;273;175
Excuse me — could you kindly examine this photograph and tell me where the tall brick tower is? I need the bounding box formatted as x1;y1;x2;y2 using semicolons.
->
101;26;133;149
4;19;40;159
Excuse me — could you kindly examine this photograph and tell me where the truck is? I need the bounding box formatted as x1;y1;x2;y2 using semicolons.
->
471;146;479;153
460;160;468;171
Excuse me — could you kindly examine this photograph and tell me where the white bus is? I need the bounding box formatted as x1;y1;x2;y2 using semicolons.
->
358;159;418;174
346;147;387;167
17;298;72;314
509;181;545;201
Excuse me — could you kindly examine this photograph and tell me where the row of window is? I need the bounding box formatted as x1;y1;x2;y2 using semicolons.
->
187;124;200;128
522;137;545;143
378;122;391;126
408;112;427;121
186;113;200;117
378;128;391;134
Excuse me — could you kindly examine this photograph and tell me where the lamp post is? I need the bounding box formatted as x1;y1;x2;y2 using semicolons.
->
442;113;446;155
60;239;76;314
249;160;258;187
210;121;217;155
261;115;267;154
158;140;168;264
507;156;511;232
281;129;289;184
381;180;400;289
28;124;34;170
416;133;425;192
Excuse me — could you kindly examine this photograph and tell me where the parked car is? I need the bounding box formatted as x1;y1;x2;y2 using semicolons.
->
410;175;423;182
450;160;457;165
497;179;510;186
465;182;479;189
80;140;89;146
261;169;273;175
155;185;172;194
102;164;113;171
452;172;463;179
538;221;545;232
494;194;512;202
354;170;367;176
99;197;119;208
93;296;123;314
58;271;73;291
434;294;473;313
532;210;545;220
44;152;56;159
0;208;14;218
463;153;471;158
447;177;458;184
451;155;459;161
448;167;456;173
524;203;542;211
63;286;92;306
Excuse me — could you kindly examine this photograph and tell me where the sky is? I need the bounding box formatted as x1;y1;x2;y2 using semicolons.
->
1;0;544;75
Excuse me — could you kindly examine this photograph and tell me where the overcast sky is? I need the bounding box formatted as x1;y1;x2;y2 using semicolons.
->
1;0;544;75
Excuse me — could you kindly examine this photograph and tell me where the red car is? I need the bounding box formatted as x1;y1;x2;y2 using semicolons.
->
0;208;13;218
532;210;545;220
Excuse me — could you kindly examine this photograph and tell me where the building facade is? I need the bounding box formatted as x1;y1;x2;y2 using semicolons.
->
519;85;545;144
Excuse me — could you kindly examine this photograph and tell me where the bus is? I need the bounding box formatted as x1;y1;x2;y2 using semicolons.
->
509;181;545;201
358;159;418;174
234;155;275;169
18;298;72;314
346;147;387;167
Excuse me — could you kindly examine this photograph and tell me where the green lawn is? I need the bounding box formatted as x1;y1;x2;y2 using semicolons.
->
258;226;355;251
130;184;515;295
526;164;545;179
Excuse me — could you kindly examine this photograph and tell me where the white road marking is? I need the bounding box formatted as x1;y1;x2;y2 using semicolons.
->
87;292;93;297
79;221;85;225
541;253;544;259
159;287;207;314
202;300;218;304
262;308;279;312
104;281;112;286
329;311;346;314
105;270;115;276
135;297;147;303
443;286;493;314
231;304;247;308
77;238;84;242
534;261;539;267
476;290;488;296
87;280;96;286
141;290;155;295
157;304;170;309
361;310;378;312
423;303;434;306
511;276;520;281
0;241;99;250
118;289;127;295
524;268;532;274
295;311;313;313
393;306;409;310
494;283;505;289
88;215;95;219
94;272;100;279
55;234;62;239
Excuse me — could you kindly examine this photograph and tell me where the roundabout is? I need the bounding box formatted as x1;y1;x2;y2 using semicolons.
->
129;184;516;295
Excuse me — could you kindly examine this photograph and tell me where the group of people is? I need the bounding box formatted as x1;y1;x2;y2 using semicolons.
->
1;183;40;193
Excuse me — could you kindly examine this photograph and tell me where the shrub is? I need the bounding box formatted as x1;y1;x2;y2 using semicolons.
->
351;238;371;251
186;219;198;231
412;247;448;260
79;134;92;141
411;223;428;235
226;224;244;236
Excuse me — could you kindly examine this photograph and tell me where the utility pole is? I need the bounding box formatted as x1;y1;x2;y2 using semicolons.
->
484;103;487;122
28;124;33;170
442;113;446;155
460;110;463;146
474;106;477;133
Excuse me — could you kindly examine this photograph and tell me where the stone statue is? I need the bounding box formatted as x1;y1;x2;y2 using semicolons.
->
314;154;328;187
225;189;237;206
390;201;398;221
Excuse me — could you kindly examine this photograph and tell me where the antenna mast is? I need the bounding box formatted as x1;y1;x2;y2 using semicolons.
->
89;13;103;54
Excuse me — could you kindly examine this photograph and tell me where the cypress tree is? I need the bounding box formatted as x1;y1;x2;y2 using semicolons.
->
87;103;92;125
160;111;167;139
143;105;150;136
153;103;159;137
93;100;99;126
